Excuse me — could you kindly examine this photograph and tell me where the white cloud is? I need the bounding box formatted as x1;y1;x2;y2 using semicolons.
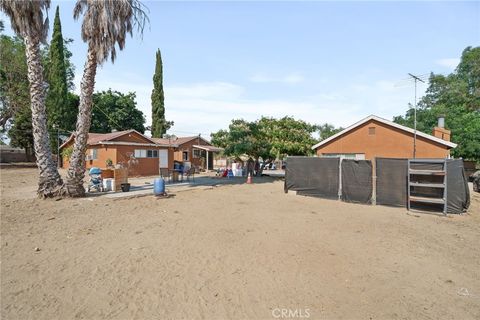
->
249;72;304;84
435;58;460;70
167;82;244;100
155;80;370;136
84;71;427;140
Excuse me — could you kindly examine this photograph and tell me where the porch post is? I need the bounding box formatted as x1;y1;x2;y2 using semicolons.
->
206;150;209;171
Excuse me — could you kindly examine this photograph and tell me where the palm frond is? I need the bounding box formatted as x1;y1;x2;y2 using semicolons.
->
0;0;51;43
73;0;149;64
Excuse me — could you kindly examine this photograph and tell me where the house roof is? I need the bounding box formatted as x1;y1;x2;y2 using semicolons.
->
311;115;458;150
192;145;224;152
60;129;165;149
151;136;212;146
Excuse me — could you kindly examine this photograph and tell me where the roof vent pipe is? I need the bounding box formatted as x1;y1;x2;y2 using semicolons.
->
437;115;445;128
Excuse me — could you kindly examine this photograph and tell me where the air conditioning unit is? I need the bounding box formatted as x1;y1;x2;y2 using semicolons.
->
85;155;93;160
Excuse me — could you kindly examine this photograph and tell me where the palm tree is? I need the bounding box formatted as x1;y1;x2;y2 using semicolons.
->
65;0;148;196
0;0;65;198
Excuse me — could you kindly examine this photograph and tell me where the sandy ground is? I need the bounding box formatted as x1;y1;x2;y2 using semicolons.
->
1;168;480;320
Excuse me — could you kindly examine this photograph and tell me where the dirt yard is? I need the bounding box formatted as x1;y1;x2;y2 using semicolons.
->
1;168;479;320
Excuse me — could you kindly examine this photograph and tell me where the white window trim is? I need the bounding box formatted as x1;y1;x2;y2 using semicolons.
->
193;149;201;159
90;149;98;160
135;149;159;158
321;153;365;160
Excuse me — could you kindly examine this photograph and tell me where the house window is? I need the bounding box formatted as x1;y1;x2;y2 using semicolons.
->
183;151;189;161
90;149;98;160
193;149;201;158
368;127;376;135
135;149;158;158
147;150;158;158
134;149;147;158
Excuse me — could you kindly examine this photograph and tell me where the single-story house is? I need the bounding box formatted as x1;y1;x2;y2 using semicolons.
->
60;130;175;176
311;115;457;160
152;135;223;171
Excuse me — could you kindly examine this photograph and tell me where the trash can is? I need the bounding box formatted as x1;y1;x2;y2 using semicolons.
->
121;183;130;192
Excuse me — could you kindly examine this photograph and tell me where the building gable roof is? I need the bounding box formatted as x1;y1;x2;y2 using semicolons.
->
151;135;212;146
311;115;457;150
60;129;160;149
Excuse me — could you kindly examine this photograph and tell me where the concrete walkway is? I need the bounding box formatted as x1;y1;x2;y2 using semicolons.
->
100;174;268;199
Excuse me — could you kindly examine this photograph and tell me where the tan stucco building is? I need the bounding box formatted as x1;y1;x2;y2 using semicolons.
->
152;136;223;171
60;131;223;176
60;130;175;176
312;115;457;160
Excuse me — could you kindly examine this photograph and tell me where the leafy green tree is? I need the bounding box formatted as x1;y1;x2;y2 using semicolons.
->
45;6;74;149
394;46;480;161
0;12;76;154
0;31;33;159
90;90;146;133
259;116;318;160
318;123;343;141
212;119;267;161
1;20;76;156
62;38;76;91
0;34;30;131
456;46;480;110
211;117;318;166
1;0;65;197
8;105;34;160
151;49;172;137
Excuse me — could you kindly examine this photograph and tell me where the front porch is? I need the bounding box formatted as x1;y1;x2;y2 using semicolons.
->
192;145;224;171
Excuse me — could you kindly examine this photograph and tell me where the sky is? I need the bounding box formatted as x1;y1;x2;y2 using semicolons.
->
2;1;479;139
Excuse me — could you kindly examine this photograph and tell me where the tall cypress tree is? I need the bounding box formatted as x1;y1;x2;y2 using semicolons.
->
151;49;171;137
45;6;71;149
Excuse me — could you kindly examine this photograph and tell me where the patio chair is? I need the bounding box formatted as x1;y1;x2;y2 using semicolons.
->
184;167;195;182
160;168;171;183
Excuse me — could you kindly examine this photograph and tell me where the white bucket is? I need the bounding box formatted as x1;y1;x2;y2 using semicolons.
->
103;178;114;191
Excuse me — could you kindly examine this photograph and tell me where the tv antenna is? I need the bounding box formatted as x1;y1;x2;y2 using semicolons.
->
407;73;426;158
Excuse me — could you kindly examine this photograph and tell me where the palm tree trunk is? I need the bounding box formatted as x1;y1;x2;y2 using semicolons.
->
65;44;97;197
23;35;65;198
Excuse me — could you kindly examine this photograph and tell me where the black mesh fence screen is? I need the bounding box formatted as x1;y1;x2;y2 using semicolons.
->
341;160;372;204
285;156;469;214
375;158;408;207
285;157;339;199
446;159;470;214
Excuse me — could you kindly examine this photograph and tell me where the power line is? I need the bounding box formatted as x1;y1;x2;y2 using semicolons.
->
93;104;123;129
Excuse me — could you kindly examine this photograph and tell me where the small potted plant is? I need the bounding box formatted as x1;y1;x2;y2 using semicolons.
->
105;158;114;168
118;152;138;192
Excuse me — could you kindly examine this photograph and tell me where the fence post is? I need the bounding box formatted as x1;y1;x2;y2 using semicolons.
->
338;157;342;201
372;157;377;205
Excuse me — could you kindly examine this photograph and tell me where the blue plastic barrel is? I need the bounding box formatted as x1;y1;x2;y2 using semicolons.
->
154;177;165;195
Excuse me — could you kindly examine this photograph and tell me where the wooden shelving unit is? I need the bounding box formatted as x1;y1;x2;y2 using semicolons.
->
407;159;447;214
